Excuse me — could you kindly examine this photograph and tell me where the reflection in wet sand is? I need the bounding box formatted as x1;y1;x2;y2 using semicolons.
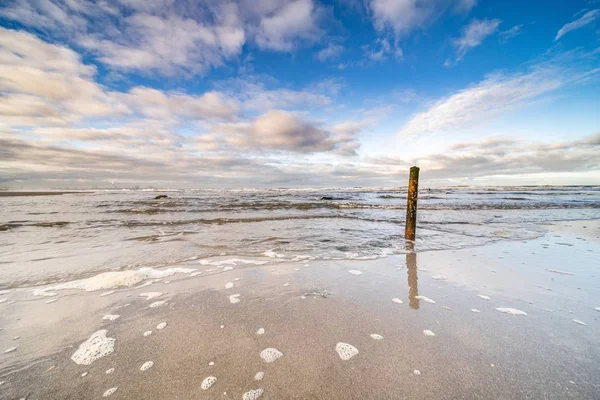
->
406;243;419;310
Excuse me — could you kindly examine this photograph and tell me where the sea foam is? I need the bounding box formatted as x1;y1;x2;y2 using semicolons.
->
496;308;527;316
415;296;436;304
140;361;154;371
243;388;264;400
335;342;359;360
102;387;117;397
260;348;283;363
201;376;217;390
71;330;115;365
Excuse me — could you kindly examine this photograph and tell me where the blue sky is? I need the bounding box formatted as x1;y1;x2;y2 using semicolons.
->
0;0;599;188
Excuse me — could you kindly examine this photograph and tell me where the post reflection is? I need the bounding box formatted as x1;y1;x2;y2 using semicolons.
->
406;243;419;310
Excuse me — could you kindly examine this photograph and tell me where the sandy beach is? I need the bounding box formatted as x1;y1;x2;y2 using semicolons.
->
1;219;598;399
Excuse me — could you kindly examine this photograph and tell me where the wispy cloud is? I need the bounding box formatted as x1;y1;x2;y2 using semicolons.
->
499;24;523;43
555;9;599;41
453;19;501;61
316;43;344;62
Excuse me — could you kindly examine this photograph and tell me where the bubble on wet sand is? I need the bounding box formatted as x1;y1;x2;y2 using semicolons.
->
149;301;167;308
254;371;264;381
201;376;217;390
143;331;152;337
413;370;421;376
209;361;215;366
260;348;283;363
106;368;114;374
140;292;162;300
335;343;359;360
156;322;167;330
573;319;587;326
222;266;234;272
191;272;203;277
234;278;241;281
496;308;527;316
370;334;383;340
471;309;481;313
432;275;447;280
348;270;363;275
81;372;88;377
100;291;115;297
71;330;115;365
392;298;403;304
220;325;225;329
225;282;233;289
243;388;264;400
102;387;118;397
45;299;58;304
478;295;491;300
256;328;265;335
4;347;17;353
229;294;241;304
140;361;154;371
415;296;436;304
423;330;435;336
442;306;453;311
103;314;120;321
283;283;290;287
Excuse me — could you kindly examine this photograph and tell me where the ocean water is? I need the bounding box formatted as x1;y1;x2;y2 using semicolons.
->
0;186;599;288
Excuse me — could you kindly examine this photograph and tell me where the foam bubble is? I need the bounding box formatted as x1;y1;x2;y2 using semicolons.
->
209;361;215;366
573;319;587;326
413;370;421;376
283;283;290;287
223;266;234;272
256;328;265;335
471;309;481;313
432;275;447;280
335;343;358;360
102;387;118;397
415;296;436;304
225;282;233;289
243;389;264;400
392;298;404;304
264;250;285;258
102;314;120;321
201;376;217;390
149;301;167;308
423;330;435;336
140;292;162;300
442;306;453;311
143;330;152;337
45;299;58;304
496;308;527;316
0;298;7;303
4;347;17;353
100;291;115;297
156;322;167;330
477;295;491;300
81;372;88;377
190;272;203;277
260;348;283;363
140;361;154;371
594;307;600;312
106;368;114;374
71;330;115;365
229;294;241;304
370;334;383;340
348;270;363;275
33;267;196;296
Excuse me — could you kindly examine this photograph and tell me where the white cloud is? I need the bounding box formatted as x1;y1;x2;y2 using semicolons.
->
453;19;501;61
555;9;599;41
499;24;523;43
316;43;344;62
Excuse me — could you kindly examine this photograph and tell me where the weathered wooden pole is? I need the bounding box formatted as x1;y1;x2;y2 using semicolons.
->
404;166;419;241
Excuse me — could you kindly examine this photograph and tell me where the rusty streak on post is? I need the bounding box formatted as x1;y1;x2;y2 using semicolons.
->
405;166;419;241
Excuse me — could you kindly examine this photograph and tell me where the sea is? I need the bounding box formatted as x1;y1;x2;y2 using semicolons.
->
1;186;599;289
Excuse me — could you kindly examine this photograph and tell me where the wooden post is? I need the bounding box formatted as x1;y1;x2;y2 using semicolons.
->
405;166;419;241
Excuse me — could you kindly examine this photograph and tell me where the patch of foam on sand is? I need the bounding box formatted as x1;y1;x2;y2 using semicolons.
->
413;370;421;376
71;330;115;365
140;292;162;300
143;331;152;337
432;275;447;280
256;328;265;335
442;306;453;311
573;319;587;326
156;322;167;330
478;295;491;300
33;267;196;296
370;334;383;340
223;266;234;272
335;343;359;360
4;347;17;353
225;282;233;289
496;308;527;316
254;371;264;381
348;270;363;275
243;389;264;400
260;348;283;363
140;361;154;371
471;309;481;313
201;376;217;390
45;299;58;304
200;258;268;266
149;301;167;308
415;296;436;304
423;330;435;336
229;294;241;304
103;387;117;397
264;250;285;258
106;368;114;374
392;298;403;304
100;291;115;297
102;314;120;321
546;269;575;276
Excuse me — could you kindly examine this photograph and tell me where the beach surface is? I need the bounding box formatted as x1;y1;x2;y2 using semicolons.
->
1;219;599;399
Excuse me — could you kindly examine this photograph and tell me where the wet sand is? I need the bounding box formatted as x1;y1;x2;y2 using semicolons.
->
0;220;599;399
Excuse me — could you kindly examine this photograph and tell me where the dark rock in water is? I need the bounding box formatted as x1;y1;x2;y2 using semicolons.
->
154;195;169;200
321;196;347;200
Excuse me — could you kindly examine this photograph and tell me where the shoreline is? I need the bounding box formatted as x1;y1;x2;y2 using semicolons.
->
0;219;599;399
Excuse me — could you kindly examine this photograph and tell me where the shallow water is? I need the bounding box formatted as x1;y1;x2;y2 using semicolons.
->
0;186;598;288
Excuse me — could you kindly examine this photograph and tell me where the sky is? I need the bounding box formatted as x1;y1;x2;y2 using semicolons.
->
0;0;599;189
